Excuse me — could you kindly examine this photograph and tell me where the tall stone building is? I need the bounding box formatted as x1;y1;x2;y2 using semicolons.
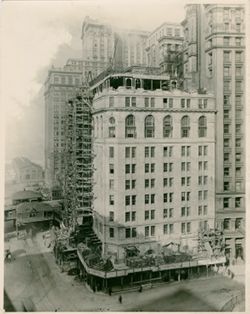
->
89;66;216;260
44;59;83;191
81;16;149;81
182;4;245;260
145;22;183;77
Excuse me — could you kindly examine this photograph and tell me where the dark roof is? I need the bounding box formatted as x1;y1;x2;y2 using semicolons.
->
16;201;54;214
12;190;42;201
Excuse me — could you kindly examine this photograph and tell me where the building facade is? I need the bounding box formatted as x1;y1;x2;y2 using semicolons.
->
145;23;183;77
90;67;216;261
44;60;83;189
182;4;245;260
81;16;149;81
12;157;44;186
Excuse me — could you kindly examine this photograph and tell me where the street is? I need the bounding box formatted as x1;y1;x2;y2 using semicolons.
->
4;230;245;312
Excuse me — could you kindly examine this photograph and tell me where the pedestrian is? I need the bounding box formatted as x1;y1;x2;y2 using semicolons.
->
119;295;122;304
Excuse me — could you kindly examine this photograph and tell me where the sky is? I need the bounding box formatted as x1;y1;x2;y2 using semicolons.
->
1;0;187;167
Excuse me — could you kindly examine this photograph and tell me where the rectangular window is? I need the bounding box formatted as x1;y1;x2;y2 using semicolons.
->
151;164;155;173
132;195;136;205
145;194;149;204
145;147;150;158
145;226;149;237
145;163;149;173
109;179;114;190
151;147;155;157
164;193;168;203
235;197;241;208
109;97;114;107
109;228;114;238
145;97;149;107
224;51;231;62
151;194;155;204
163;208;168;218
109;195;114;205
131;180;136;189
169;224;174;234
129;164;134;173
126;228;131;238
187;222;191;233
109;212;114;222
204;190;208;200
150;98;155;108
125;164;130;174
145;179;149;188
181;223;186;234
132;227;137;237
151;226;155;236
125;195;130;206
163;224;168;234
125;147;130;158
110;164;114;174
131;97;136;107
145;210;149;220
109;146;114;158
125;212;130;222
235;51;242;62
151;210;155;220
125;97;130;107
132;212;136;221
125;180;130;190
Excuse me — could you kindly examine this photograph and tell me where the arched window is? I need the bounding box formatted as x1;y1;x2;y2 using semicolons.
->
198;116;207;137
109;117;116;138
181;116;190;138
145;115;155;138
163;115;172;138
125;115;136;138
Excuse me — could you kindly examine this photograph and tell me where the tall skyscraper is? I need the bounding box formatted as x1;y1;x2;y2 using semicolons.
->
90;66;216;260
44;60;83;191
81;16;149;81
145;22;183;76
182;4;245;260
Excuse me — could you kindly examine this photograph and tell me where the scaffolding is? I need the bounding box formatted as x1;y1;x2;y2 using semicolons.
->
63;88;94;230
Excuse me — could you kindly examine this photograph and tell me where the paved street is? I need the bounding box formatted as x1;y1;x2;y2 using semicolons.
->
4;231;245;312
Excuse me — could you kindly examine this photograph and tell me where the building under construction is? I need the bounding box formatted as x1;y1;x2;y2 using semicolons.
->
63;88;94;227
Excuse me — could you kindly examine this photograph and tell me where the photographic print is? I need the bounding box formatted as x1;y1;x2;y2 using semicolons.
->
1;0;246;311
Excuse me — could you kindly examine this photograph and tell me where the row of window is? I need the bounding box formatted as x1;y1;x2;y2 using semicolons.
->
112;175;208;191
223;50;244;62
109;145;208;159
109;96;209;109
108;220;207;238
104;115;208;138
109;160;209;175
224;197;243;208
109;190;209;206
109;206;211;223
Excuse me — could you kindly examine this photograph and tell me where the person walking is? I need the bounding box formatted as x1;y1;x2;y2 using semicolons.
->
119;295;122;304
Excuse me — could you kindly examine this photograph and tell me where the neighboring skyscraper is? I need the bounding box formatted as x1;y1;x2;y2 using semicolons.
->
44;60;83;190
205;4;245;261
90;66;216;260
145;22;183;77
81;16;149;81
81;17;114;81
182;4;245;260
